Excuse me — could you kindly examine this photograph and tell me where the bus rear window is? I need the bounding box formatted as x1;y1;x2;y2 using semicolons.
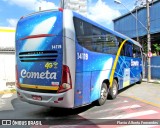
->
16;11;62;41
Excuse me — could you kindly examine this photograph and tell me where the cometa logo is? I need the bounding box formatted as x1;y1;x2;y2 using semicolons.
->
131;59;139;66
21;69;57;79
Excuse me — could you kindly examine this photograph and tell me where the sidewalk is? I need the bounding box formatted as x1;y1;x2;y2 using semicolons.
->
0;80;16;94
120;81;160;108
143;78;160;84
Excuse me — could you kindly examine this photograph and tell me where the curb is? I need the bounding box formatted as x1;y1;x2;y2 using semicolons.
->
142;79;160;84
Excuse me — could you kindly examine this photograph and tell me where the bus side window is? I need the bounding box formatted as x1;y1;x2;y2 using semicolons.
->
74;17;119;55
117;37;124;56
133;44;136;58
133;45;141;58
74;18;83;36
79;21;84;35
136;47;142;58
124;42;133;57
129;44;133;57
101;34;118;54
74;17;92;50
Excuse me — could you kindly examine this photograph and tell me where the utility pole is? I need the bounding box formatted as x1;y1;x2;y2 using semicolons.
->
135;0;139;42
146;0;151;82
61;0;65;8
135;6;139;42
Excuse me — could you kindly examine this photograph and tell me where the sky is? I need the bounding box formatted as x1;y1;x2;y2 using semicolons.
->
0;0;140;30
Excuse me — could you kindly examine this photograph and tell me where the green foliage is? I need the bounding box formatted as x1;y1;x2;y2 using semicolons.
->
153;43;160;55
142;42;148;53
153;44;160;51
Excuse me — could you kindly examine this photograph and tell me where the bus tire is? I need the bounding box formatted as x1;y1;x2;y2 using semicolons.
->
108;79;118;99
96;83;108;106
137;74;142;84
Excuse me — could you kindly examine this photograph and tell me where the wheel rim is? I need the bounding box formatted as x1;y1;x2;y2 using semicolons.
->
112;84;117;96
100;87;107;101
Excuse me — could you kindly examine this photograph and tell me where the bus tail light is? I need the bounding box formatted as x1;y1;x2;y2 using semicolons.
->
16;65;20;88
58;65;72;93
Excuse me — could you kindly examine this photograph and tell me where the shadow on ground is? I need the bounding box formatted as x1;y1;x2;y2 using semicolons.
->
0;98;101;126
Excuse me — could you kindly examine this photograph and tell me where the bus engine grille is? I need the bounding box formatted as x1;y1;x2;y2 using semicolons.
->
19;51;58;62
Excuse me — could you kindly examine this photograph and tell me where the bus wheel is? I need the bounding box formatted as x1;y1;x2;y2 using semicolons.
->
96;83;108;106
108;79;118;99
137;74;142;84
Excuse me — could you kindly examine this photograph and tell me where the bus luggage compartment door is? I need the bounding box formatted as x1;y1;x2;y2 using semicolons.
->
74;72;91;107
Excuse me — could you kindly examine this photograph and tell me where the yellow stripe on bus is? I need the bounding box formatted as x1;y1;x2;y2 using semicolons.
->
109;39;129;88
0;29;15;32
20;84;59;90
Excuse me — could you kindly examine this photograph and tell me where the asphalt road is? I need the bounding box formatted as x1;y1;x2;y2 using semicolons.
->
0;82;160;128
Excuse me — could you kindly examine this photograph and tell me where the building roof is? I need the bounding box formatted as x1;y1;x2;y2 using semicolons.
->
113;0;158;22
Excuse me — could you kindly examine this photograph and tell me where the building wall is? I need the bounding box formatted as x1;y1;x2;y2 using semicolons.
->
114;0;160;38
0;54;15;82
0;27;15;48
0;27;15;85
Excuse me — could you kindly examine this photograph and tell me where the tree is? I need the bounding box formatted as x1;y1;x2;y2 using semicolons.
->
142;41;148;54
153;43;160;56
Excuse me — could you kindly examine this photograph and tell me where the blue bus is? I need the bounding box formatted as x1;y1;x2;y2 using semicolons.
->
15;9;143;108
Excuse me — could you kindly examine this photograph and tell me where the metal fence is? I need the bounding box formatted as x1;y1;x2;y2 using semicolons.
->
144;56;160;80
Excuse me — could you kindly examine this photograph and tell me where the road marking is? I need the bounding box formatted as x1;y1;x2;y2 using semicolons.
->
121;95;160;108
112;100;129;105
99;110;158;119
1;93;13;98
118;125;159;128
90;104;141;115
115;104;141;110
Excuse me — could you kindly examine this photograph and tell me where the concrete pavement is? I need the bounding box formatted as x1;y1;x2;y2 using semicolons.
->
0;80;16;94
143;78;160;84
120;82;160;108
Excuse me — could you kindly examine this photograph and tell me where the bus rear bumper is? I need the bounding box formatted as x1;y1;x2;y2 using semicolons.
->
16;88;74;108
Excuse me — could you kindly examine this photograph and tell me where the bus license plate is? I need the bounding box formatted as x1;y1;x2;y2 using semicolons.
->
32;95;42;101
